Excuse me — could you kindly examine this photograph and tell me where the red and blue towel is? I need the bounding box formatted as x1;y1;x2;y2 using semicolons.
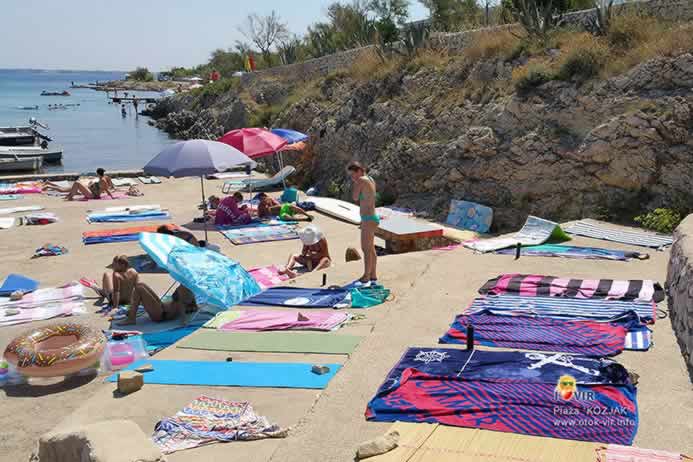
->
440;311;639;356
366;348;638;445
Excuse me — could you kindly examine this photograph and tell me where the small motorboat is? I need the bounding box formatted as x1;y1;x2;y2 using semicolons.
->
0;156;41;172
0;146;62;163
40;90;70;96
16;105;39;110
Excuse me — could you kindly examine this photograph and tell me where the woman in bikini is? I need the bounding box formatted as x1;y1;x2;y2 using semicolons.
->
257;192;313;221
62;168;115;201
348;161;378;283
123;283;197;326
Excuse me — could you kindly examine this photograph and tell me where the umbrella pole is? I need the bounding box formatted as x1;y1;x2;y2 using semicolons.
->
278;151;287;189
200;176;209;243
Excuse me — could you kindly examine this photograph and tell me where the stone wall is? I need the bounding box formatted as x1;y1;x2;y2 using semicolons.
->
241;46;380;86
666;214;693;380
560;0;693;29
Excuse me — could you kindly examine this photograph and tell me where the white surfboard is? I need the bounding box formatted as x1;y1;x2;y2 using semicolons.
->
310;197;361;225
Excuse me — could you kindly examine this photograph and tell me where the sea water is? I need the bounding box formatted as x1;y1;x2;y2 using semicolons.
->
0;69;174;173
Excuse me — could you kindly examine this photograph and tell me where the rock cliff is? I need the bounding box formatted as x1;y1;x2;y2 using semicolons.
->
149;52;693;230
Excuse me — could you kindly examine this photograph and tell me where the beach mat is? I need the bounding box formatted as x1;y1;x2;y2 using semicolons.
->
177;330;361;354
494;243;649;261
87;211;170;223
248;265;290;290
446;199;493;233
82;224;179;245
240;287;349;308
142;326;199;353
464;216;569;253
368;422;601;462
564;220;673;249
220;225;298;245
0;274;39;295
106;359;341;389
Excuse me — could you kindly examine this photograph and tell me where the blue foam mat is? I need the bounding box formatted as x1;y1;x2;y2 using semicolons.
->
106;359;342;389
0;274;39;296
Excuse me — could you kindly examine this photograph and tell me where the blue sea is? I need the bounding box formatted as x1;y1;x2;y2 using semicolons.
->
0;69;174;173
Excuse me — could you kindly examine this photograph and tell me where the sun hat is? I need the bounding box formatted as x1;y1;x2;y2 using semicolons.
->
299;225;323;246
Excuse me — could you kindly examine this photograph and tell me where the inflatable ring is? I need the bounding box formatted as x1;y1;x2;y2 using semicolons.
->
4;322;106;377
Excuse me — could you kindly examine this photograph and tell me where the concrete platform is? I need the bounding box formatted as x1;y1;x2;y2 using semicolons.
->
1;177;691;461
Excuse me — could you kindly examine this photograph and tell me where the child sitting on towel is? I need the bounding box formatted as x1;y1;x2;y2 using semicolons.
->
207;192;252;226
257;192;313;222
279;225;331;279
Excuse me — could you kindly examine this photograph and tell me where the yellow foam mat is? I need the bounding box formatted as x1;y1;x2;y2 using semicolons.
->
369;423;600;462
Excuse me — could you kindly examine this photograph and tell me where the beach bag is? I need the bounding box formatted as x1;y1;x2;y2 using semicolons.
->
351;285;390;308
280;187;298;203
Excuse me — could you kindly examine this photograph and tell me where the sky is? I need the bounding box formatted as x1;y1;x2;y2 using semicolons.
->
1;0;429;72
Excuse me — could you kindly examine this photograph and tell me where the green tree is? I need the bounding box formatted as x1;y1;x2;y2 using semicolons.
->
418;0;481;31
506;0;570;36
129;67;154;81
370;0;410;43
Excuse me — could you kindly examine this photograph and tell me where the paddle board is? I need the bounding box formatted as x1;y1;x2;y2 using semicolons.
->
310;197;361;225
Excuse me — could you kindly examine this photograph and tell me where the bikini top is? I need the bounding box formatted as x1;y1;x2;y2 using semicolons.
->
358;176;375;202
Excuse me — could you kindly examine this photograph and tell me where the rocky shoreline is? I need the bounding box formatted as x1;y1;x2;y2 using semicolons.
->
74;79;181;93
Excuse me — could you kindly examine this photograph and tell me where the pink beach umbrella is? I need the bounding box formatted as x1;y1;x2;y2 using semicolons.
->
217;128;288;159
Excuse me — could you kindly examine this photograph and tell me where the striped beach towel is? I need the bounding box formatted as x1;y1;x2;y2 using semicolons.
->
440;311;632;356
0;282;86;327
467;294;656;324
624;326;652;350
82;224;179;245
87;210;170;223
479;273;664;303
564;220;673;248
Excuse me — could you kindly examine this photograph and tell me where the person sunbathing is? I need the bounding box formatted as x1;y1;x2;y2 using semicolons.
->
82;255;138;307
57;168;115;201
122;282;197;325
279;225;331;279
208;192;252;226
257;192;312;222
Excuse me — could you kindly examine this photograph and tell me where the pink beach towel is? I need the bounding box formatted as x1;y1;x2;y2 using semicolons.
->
0;187;41;195
0;282;86;327
248;265;290;290
597;444;686;462
219;309;349;332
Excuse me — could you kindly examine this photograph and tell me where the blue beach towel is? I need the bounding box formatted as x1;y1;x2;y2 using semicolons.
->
240;287;349;308
107;359;341;389
365;347;637;445
495;244;648;261
87;211;170;223
0;195;21;201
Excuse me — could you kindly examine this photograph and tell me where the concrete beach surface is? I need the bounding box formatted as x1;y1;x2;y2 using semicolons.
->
0;178;691;461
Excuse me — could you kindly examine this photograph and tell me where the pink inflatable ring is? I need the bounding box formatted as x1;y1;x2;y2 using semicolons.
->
4;322;106;377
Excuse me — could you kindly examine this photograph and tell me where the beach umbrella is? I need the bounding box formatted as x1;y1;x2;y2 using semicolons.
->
271;128;308;144
217;128;288;159
143;139;256;241
139;232;261;309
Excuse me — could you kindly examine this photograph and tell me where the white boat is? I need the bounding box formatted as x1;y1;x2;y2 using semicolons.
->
0;156;41;172
0;145;62;163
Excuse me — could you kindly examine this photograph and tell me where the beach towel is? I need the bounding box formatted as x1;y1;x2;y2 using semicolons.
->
0;217;15;229
596;444;686;462
220;225;298;245
439;311;637;355
624;326;652;351
153;395;287;454
46;191;130;200
111;178;138;187
219;309;349;332
142;326;199;353
33;244;68;258
177;330;361;354
0;195;21;201
467;294;656;324
0;187;41;195
479;274;664;303
564;220;673;249
107;359;342;389
464;216;570;253
446;200;493;233
82;224;179;245
0;205;43;215
0;274;39;296
495;244;649;261
0;282;86;327
240;286;349;308
365;347;638;445
248;265;290;290
203;310;245;329
86;210;170;223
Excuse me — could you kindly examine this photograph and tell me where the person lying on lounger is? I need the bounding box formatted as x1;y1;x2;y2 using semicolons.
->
122;282;197;325
207;192;252;226
257;192;313;222
279;225;331;279
156;224;200;246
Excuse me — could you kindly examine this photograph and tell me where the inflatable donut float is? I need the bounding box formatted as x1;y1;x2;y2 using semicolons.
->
4;322;106;377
